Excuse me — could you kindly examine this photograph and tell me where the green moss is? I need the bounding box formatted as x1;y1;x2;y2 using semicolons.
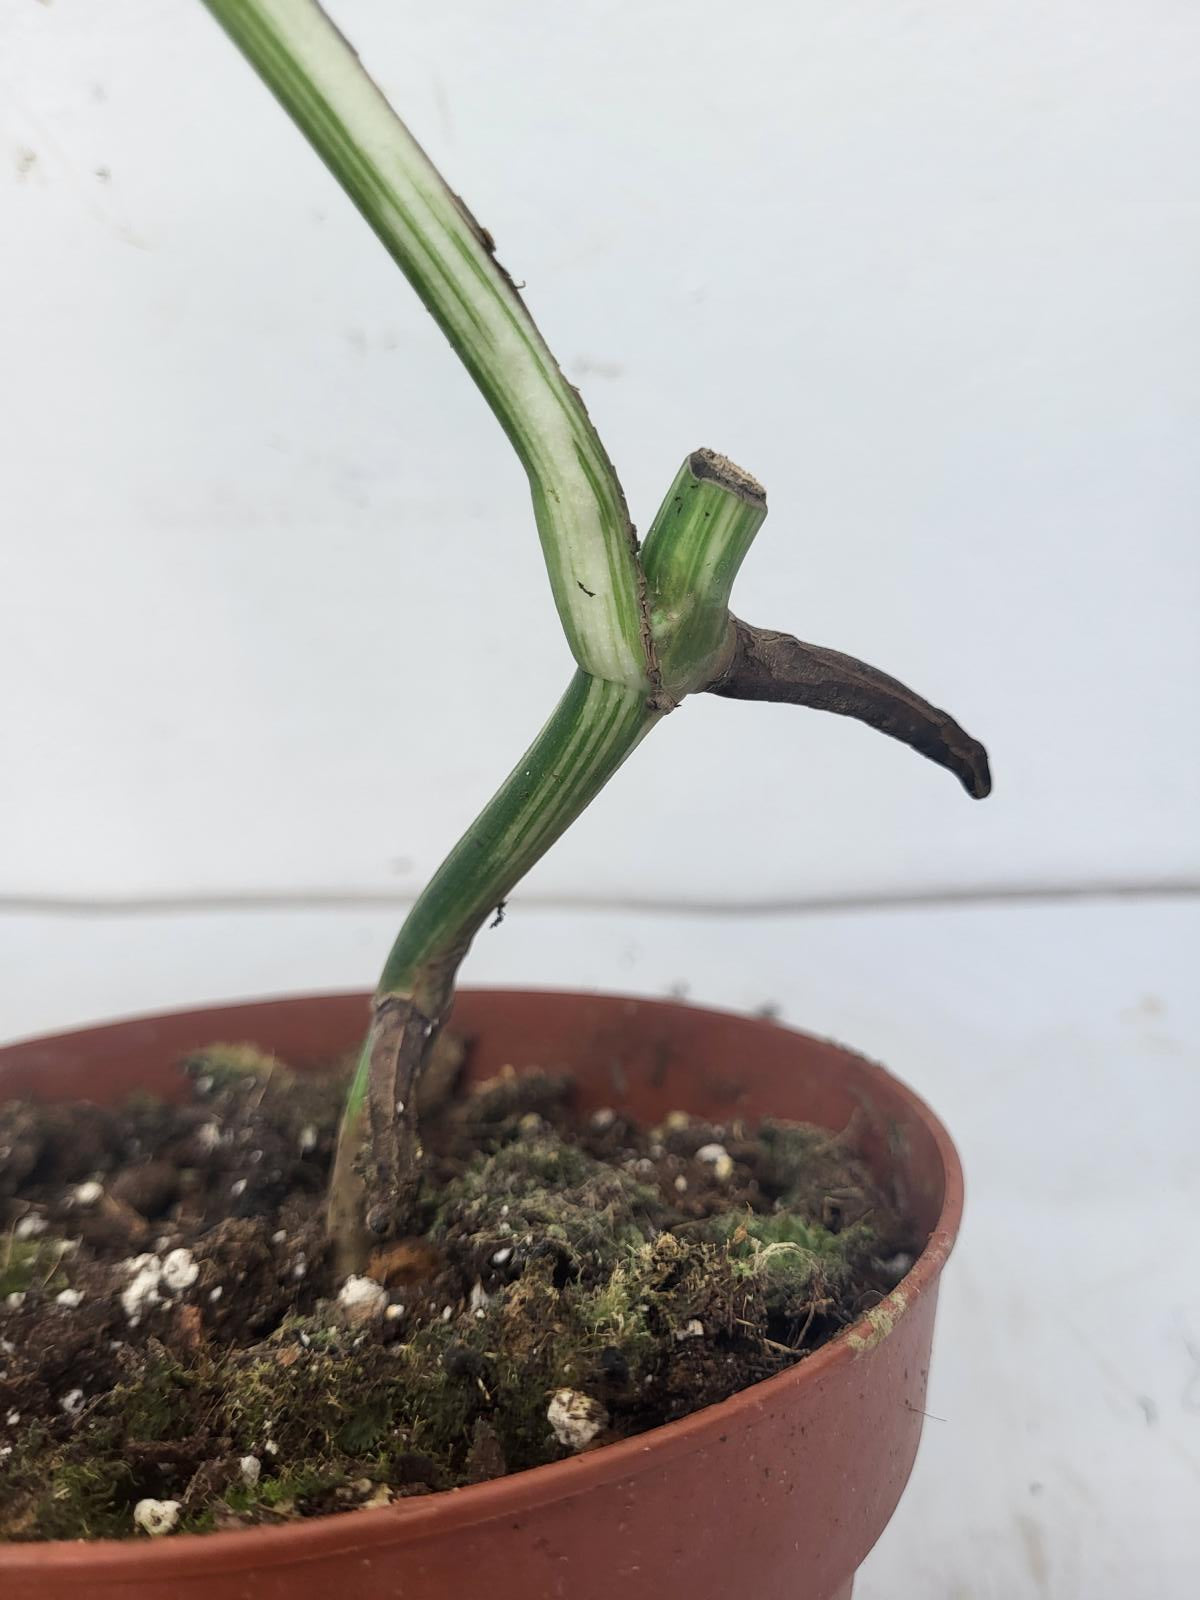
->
335;1394;393;1455
222;1462;343;1519
753;1120;879;1222
429;1135;660;1280
212;1342;417;1478
0;1420;135;1542
119;1357;196;1441
181;1506;218;1534
479;1136;598;1190
392;1335;484;1462
703;1209;878;1315
576;1259;655;1347
262;1463;341;1505
38;1455;135;1540
756;1120;837;1179
710;1210;826;1250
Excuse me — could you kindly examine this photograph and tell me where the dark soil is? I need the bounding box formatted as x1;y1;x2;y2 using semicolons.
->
0;1038;916;1541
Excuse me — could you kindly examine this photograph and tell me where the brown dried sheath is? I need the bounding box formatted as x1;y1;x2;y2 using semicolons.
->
708;618;992;800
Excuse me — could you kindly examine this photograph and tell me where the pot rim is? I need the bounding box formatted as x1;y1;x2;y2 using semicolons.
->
0;987;963;1577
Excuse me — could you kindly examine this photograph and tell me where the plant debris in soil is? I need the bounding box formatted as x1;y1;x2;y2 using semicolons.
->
0;1038;917;1541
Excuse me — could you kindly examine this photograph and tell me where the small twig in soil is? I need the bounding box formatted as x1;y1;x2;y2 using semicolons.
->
793;1296;820;1348
736;1316;803;1356
249;1053;278;1109
39;1239;72;1288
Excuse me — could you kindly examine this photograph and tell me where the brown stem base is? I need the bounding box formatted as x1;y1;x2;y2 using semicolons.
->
327;994;443;1278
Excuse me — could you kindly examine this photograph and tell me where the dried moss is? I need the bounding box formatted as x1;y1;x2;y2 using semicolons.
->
429;1131;660;1280
0;1237;68;1299
182;1043;281;1087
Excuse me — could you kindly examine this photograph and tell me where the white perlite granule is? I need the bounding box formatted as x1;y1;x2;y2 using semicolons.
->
133;1499;181;1537
160;1249;199;1293
119;1249;198;1322
546;1389;608;1452
336;1275;388;1326
120;1257;164;1322
695;1142;734;1182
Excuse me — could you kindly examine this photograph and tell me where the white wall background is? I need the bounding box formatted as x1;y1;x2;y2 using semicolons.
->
2;4;1199;1596
3;0;1197;909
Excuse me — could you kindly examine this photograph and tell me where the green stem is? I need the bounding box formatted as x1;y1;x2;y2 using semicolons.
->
377;672;656;1002
197;3;774;1273
328;455;767;1270
642;450;768;701
329;671;657;1270
201;0;650;689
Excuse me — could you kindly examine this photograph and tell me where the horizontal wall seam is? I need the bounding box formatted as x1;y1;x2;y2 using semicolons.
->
0;879;1196;919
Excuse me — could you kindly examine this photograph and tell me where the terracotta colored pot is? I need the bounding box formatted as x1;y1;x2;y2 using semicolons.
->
0;989;963;1600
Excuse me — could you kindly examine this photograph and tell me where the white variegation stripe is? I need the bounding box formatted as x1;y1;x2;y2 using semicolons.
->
202;0;648;688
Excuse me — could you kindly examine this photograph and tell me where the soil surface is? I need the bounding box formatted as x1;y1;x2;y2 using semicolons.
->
0;1038;916;1541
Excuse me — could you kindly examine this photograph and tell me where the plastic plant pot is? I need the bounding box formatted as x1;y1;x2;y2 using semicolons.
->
0;988;963;1600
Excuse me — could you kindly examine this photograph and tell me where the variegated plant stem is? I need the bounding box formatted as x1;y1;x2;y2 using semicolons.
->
200;1;989;1274
202;1;768;1269
203;0;648;689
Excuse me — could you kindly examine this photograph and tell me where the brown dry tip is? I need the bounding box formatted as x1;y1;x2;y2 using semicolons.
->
710;619;992;800
689;449;766;505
